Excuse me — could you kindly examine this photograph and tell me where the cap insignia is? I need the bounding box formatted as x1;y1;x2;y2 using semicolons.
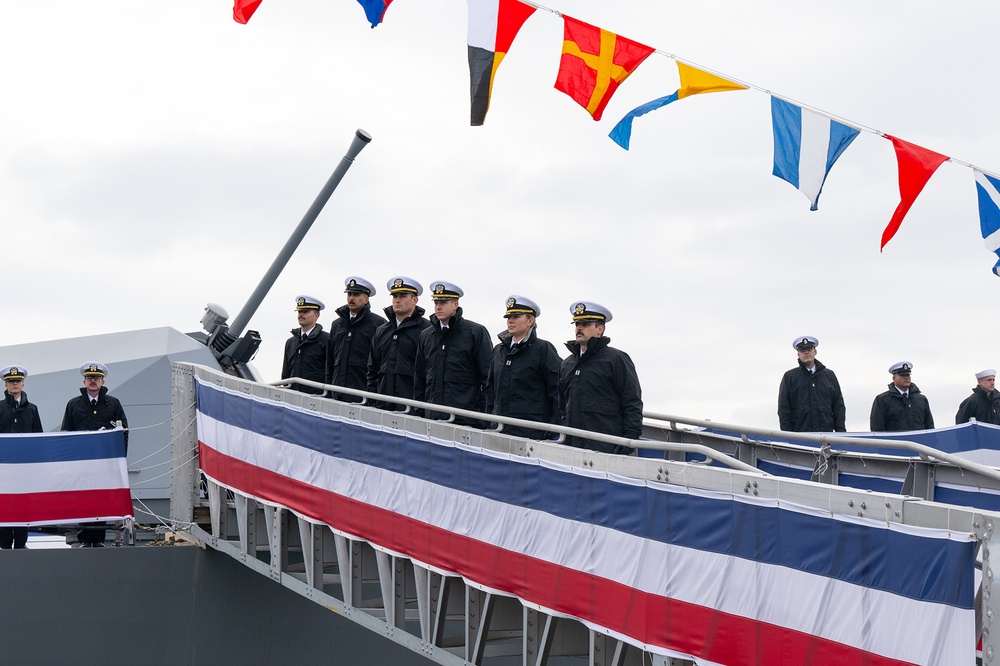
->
506;297;516;309
393;278;403;289
574;303;586;316
434;284;445;295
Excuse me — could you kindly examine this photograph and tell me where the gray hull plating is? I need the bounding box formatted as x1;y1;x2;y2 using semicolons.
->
0;546;431;665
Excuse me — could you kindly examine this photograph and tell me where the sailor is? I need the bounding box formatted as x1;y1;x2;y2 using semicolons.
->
0;365;42;550
559;301;643;454
60;362;129;547
414;281;492;426
326;277;386;402
955;368;1000;425
870;361;935;432
487;296;561;439
281;295;329;395
777;336;846;432
367;276;431;410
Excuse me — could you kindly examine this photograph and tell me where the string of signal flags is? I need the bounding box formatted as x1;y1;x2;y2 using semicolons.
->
232;0;1000;276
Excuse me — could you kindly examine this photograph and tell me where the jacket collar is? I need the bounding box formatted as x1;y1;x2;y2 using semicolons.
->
78;385;109;401
383;305;427;328
564;335;611;358
290;323;324;338
430;307;464;332
336;302;372;323
497;327;537;347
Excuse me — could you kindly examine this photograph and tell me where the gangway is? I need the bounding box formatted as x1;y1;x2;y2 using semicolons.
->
169;363;1000;665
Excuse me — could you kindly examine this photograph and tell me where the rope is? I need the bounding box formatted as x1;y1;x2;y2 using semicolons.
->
129;451;200;487
510;0;999;178
126;410;197;469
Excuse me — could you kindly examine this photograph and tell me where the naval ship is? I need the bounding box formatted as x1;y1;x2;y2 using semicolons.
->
1;130;996;666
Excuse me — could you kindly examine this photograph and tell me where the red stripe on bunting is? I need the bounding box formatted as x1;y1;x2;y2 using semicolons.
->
199;442;916;666
0;488;133;524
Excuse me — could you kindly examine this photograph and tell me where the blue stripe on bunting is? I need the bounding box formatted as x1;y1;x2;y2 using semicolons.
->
197;380;975;608
0;429;126;464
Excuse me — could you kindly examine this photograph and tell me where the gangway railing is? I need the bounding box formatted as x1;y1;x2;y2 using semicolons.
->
278;375;1000;502
638;411;1000;506
172;364;1000;666
272;377;764;475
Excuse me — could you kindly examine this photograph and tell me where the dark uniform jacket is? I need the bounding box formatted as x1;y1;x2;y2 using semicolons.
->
560;336;643;454
326;303;386;402
0;391;43;433
870;383;934;432
367;305;431;410
777;359;847;432
955;386;1000;425
487;328;561;439
414;308;492;425
60;386;129;449
281;324;329;395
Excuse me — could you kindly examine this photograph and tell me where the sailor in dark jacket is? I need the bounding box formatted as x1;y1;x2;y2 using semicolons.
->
414;281;492;426
777;336;846;432
0;365;43;435
956;368;1000;425
560;301;643;454
368;276;431;410
0;365;42;549
60;362;129;547
870;361;935;432
488;296;561;439
281;295;329;395
326;277;387;403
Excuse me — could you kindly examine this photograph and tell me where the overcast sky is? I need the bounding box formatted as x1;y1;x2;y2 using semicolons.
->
3;1;999;432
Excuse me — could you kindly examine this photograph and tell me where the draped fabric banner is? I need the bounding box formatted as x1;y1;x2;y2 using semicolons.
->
0;429;132;526
195;378;975;666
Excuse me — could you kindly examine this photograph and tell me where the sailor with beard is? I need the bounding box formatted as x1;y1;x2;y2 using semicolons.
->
870;361;935;432
559;301;643;454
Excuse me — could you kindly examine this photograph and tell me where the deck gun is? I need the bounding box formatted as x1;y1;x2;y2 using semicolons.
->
189;129;373;378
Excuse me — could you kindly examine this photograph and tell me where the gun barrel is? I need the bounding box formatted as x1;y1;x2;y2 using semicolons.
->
229;129;372;338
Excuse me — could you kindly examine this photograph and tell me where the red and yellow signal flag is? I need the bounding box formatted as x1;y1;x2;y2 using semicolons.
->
467;0;537;126
554;15;654;121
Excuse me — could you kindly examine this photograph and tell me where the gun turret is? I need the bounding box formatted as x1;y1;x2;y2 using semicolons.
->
191;129;373;379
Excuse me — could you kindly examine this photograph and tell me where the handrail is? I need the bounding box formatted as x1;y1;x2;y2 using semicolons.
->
269;378;765;475
643;410;1000;485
